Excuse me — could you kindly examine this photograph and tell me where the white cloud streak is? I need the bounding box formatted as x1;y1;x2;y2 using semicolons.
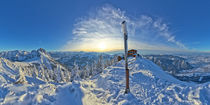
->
63;5;187;52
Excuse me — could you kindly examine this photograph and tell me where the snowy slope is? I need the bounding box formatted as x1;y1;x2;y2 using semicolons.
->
79;57;210;105
0;56;68;105
0;57;210;105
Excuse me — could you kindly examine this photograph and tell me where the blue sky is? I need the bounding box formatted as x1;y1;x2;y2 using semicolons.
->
0;0;210;52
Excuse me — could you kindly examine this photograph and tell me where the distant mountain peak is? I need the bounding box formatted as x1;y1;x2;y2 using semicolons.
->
37;48;47;54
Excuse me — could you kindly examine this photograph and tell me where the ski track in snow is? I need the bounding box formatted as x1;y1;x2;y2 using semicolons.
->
0;57;210;105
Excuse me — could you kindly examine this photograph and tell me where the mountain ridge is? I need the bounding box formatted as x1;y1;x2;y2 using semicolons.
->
0;48;71;84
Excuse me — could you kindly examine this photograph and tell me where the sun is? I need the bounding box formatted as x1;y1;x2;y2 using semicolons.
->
98;42;107;51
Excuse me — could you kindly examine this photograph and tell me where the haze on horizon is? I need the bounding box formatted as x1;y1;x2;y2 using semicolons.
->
0;0;210;53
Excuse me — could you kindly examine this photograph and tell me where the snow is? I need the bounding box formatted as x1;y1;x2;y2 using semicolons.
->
53;83;84;105
0;57;210;105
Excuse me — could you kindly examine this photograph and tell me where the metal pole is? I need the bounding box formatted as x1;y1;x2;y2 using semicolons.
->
122;21;130;94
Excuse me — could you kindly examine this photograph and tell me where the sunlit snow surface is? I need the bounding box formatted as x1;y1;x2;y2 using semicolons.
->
0;57;210;105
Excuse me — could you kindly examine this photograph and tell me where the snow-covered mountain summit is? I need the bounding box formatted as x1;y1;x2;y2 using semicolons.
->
0;55;209;105
78;57;210;105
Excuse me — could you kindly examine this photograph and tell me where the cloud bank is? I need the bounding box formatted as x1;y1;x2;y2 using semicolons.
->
63;5;187;52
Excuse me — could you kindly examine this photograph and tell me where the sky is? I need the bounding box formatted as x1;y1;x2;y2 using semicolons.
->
0;0;210;52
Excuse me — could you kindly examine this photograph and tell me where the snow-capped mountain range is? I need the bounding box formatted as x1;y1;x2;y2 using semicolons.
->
0;48;71;83
143;55;193;74
0;48;49;62
174;54;210;83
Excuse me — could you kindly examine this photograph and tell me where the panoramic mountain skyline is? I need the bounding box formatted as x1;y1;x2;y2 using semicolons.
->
0;1;210;104
0;0;210;52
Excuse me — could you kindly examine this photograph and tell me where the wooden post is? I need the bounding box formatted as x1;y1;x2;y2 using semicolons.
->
122;21;130;94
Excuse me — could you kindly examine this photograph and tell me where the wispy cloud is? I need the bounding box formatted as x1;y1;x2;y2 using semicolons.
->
63;5;187;52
